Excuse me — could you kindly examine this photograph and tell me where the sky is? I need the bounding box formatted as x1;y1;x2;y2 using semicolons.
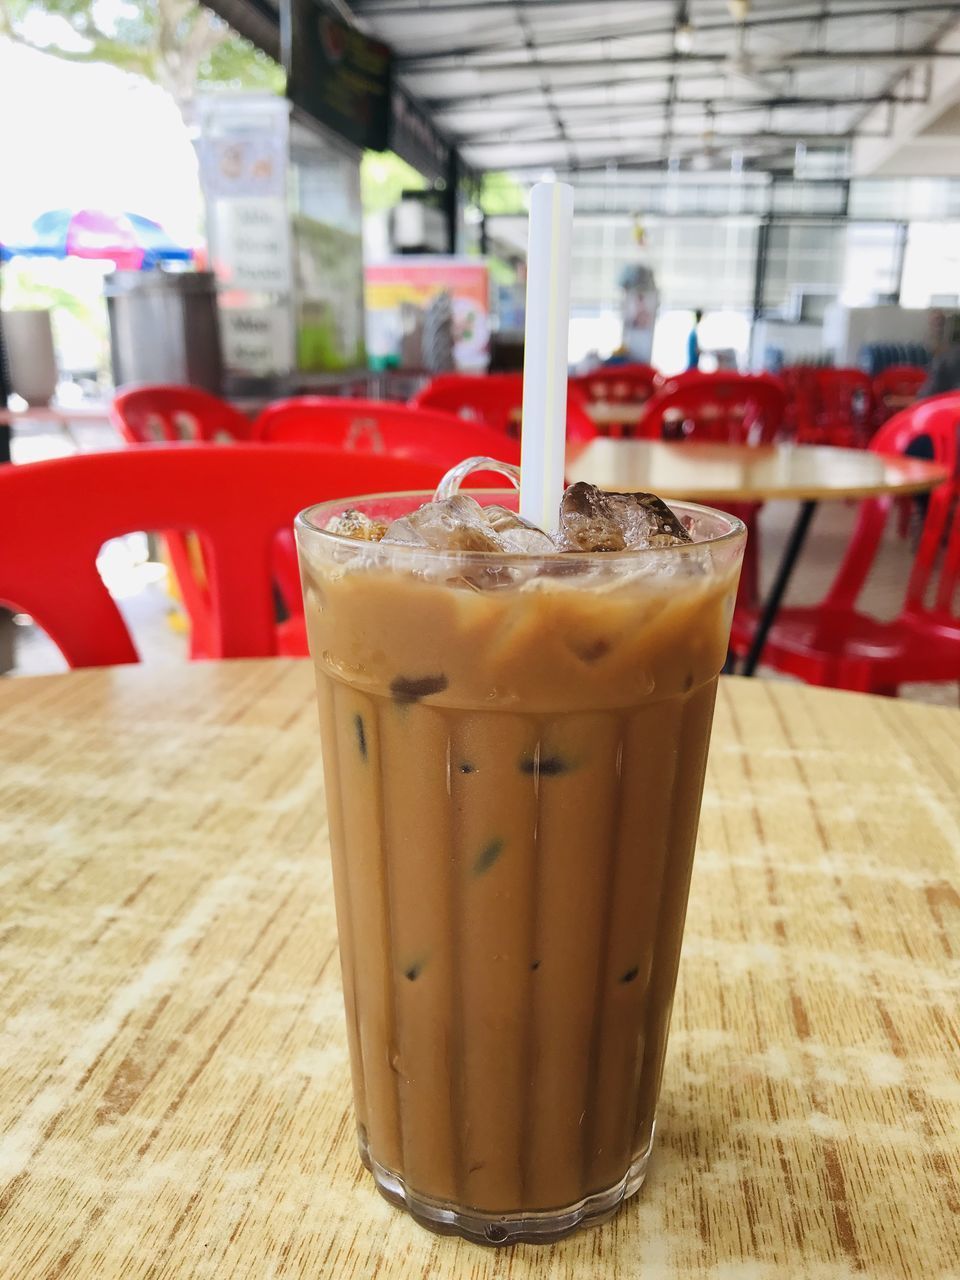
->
0;36;204;245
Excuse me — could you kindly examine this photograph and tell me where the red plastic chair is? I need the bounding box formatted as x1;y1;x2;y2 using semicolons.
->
791;367;874;447
111;385;255;442
640;372;787;612
112;387;259;656
872;365;926;429
641;372;786;445
410;373;597;444
573;364;660;404
254;397;521;472
0;445;445;668
253;398;522;644
730;394;960;692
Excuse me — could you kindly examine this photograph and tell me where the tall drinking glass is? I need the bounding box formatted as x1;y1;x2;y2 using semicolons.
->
295;491;745;1245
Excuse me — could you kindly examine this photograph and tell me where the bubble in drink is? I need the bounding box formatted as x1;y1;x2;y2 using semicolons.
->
557;482;693;553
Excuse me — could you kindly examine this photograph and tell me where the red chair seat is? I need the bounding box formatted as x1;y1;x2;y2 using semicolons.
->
731;606;960;690
730;392;960;693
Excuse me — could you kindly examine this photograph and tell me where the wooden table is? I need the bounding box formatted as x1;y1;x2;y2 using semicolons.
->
566;439;947;503
1;660;958;1277
567;440;949;676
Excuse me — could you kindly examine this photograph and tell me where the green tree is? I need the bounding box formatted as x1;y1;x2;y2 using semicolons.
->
360;151;425;214
0;0;283;112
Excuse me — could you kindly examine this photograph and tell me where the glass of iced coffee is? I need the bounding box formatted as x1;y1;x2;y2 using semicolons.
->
295;462;745;1245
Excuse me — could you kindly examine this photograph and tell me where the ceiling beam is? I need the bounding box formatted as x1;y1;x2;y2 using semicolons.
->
848;8;960;136
439;95;927;131
408;49;960;75
428;76;929;108
465;131;869;151
486;142;820;173
358;0;950;19
421;71;923;109
395;3;958;68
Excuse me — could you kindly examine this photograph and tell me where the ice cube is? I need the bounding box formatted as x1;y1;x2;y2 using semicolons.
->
483;505;556;554
325;508;388;542
381;493;504;552
557;482;692;553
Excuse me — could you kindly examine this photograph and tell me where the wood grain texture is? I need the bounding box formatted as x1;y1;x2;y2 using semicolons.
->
0;660;958;1279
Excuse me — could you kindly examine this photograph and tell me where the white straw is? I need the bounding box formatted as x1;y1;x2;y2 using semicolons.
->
519;181;574;533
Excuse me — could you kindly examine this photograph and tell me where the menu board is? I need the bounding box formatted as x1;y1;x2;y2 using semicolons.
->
284;0;391;151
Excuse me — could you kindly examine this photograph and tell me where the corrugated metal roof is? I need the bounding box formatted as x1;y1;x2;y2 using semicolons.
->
211;0;960;173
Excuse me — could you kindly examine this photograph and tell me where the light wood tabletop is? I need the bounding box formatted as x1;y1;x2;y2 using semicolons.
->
1;659;958;1278
567;439;949;503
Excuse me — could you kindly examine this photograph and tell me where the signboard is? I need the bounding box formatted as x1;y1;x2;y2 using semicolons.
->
209;197;292;293
197;133;286;200
389;85;451;184
220;306;293;377
197;96;296;380
284;0;391;151
365;258;490;372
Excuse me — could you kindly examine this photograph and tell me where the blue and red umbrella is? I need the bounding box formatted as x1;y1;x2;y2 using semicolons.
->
0;208;193;270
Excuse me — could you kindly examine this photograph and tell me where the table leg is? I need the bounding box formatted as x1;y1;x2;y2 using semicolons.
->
740;500;817;678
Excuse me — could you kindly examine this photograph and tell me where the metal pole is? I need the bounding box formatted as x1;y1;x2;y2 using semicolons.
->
892;221;909;302
752;217;772;321
444;149;461;255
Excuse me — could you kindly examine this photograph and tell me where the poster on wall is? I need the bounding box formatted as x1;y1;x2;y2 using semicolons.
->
365;258;490;371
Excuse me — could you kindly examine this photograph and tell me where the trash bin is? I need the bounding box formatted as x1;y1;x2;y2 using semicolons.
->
104;270;223;393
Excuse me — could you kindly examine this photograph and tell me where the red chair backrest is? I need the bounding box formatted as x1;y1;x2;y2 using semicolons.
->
641;371;786;444
824;393;960;619
807;367;874;429
254;397;521;473
872;365;926;401
573;364;660;404
0;445;445;668
111;385;254;443
411;373;597;443
872;364;926;427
